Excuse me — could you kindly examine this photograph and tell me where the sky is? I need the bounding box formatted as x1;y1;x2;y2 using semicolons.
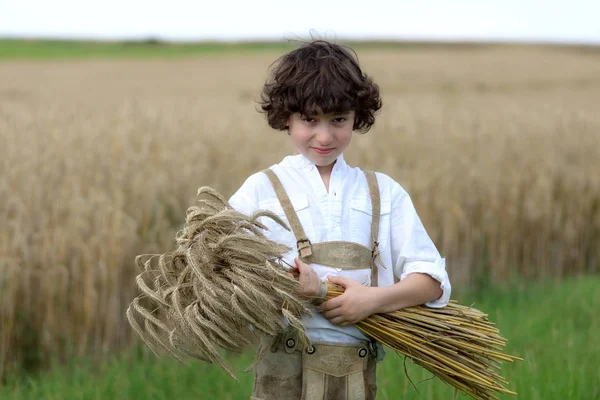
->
1;0;600;44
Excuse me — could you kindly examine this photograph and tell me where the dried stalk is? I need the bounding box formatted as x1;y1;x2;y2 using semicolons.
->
127;186;521;398
325;283;522;400
126;187;310;379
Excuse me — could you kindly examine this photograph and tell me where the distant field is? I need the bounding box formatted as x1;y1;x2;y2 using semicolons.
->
2;38;597;60
0;39;442;60
0;41;599;386
3;277;599;399
0;39;293;59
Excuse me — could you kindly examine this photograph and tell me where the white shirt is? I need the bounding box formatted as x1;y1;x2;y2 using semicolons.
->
229;154;451;344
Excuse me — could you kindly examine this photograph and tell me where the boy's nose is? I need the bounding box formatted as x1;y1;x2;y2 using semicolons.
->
314;125;334;145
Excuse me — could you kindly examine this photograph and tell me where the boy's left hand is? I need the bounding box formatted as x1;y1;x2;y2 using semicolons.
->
317;276;376;326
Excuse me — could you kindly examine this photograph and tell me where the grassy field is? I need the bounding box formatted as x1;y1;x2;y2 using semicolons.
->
3;276;599;400
0;39;293;60
0;40;599;391
0;38;525;60
3;38;596;60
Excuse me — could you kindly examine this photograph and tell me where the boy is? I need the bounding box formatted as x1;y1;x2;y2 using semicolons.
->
229;40;450;400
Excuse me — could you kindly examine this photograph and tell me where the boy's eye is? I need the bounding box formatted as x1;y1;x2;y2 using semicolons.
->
333;117;347;123
302;117;316;123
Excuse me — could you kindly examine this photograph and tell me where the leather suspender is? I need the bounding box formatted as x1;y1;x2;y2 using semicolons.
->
364;170;381;287
262;168;382;286
263;169;313;258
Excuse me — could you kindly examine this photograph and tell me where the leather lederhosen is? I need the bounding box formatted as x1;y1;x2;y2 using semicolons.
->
251;169;383;400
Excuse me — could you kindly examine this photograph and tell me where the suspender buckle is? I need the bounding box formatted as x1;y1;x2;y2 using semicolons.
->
371;241;380;259
369;340;378;358
297;237;313;258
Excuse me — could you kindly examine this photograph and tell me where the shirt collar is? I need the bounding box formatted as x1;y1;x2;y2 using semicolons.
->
287;153;348;171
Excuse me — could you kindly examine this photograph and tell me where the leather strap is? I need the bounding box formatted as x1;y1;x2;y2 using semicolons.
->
262;169;313;258
305;241;373;270
363;171;381;287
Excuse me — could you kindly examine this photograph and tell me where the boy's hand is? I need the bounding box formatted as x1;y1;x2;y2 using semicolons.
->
291;258;321;298
318;276;375;326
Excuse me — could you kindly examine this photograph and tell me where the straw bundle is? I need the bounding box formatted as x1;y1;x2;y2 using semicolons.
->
325;283;521;400
126;187;310;378
127;186;520;399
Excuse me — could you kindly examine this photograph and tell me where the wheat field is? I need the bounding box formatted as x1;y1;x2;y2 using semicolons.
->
1;44;599;381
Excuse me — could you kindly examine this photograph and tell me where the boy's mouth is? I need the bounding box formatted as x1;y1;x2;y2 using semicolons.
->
312;147;335;155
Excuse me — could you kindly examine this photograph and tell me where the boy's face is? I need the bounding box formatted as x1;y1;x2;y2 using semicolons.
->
287;111;354;169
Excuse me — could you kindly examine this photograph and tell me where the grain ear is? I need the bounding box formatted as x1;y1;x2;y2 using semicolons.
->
127;186;309;379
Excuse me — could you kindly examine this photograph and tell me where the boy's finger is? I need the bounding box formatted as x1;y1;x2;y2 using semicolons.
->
321;307;342;320
328;316;346;326
327;275;354;288
294;258;310;272
318;297;342;312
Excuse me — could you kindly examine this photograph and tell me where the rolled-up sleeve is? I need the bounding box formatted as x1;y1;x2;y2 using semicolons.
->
390;186;451;308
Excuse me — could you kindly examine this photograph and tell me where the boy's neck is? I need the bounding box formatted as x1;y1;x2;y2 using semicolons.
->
316;162;335;191
316;163;334;176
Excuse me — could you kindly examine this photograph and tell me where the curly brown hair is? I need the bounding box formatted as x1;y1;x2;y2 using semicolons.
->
260;40;382;133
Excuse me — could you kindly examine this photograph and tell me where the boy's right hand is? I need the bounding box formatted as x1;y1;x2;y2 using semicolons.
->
291;258;321;298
